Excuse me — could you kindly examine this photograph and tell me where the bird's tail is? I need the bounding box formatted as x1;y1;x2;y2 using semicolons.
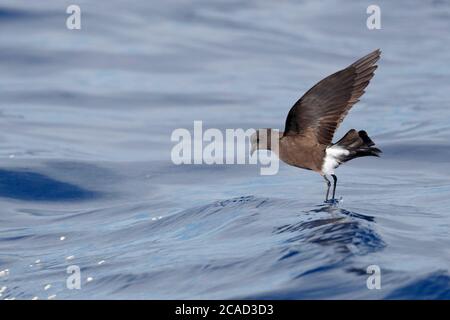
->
334;129;381;162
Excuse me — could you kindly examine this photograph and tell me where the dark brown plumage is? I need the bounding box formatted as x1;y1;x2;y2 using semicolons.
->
251;50;382;202
283;49;380;145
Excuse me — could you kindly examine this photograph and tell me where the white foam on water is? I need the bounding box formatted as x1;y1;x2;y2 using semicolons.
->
0;269;9;277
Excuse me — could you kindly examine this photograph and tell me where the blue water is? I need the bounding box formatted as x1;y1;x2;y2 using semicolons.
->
1;0;450;299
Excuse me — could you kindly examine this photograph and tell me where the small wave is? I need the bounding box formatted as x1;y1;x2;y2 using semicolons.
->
0;169;99;202
385;271;450;300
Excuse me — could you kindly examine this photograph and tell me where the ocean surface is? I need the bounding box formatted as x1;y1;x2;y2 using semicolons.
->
1;0;450;299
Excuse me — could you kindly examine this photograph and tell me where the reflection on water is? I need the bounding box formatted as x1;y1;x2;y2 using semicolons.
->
275;203;384;257
1;0;450;299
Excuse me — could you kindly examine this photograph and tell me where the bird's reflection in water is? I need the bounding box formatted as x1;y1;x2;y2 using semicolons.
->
275;203;385;256
310;202;375;222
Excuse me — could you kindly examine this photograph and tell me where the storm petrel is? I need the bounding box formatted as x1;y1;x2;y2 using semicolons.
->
251;50;382;202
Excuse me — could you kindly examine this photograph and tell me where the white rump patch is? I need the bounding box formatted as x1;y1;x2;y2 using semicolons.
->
321;145;350;175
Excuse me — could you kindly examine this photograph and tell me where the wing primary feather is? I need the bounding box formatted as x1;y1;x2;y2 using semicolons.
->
283;50;381;145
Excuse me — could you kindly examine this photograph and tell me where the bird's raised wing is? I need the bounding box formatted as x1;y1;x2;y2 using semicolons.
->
283;49;381;145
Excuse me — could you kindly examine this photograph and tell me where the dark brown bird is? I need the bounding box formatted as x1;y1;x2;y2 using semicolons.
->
251;49;382;202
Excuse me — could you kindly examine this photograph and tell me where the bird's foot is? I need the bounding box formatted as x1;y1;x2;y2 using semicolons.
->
324;197;343;206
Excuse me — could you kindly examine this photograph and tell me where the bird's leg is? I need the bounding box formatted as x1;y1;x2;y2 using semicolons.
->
323;175;331;202
331;174;337;200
